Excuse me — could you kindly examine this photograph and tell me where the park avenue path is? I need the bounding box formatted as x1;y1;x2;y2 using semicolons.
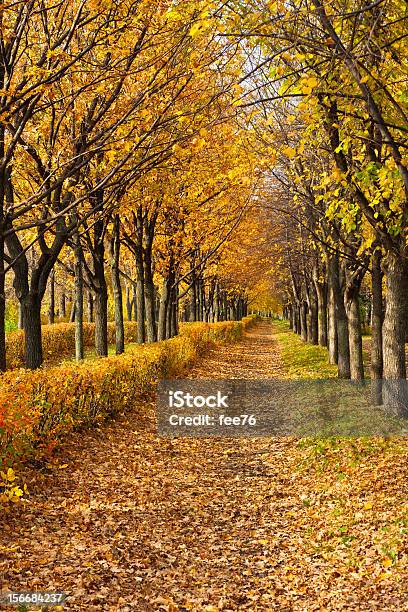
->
0;321;406;611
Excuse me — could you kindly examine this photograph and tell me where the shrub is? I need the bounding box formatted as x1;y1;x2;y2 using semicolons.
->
0;315;257;477
6;321;139;369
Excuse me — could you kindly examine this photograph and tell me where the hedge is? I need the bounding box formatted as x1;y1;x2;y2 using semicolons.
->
0;316;257;472
5;321;140;369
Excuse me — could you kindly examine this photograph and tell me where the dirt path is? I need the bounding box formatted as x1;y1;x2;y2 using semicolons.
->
187;321;285;379
1;322;406;611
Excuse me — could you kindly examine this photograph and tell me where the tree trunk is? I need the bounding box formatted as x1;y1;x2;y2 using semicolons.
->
200;279;205;321
345;290;364;380
94;289;108;356
0;228;5;370
291;302;298;333
166;287;173;338
48;270;55;324
158;281;169;341
110;215;124;355
327;255;339;364
214;283;220;322
135;251;145;343
300;300;308;342
382;251;408;416
18;304;23;330
87;291;94;323
144;261;156;342
307;284;318;345
371;250;383;404
190;273;197;322
74;230;84;361
158;266;175;341
143;212;157;342
93;220;108;357
337;262;351;379
0;124;6;370
314;280;328;347
126;284;133;322
132;283;137;322
59;291;66;318
21;294;43;369
170;285;178;337
69;297;75;323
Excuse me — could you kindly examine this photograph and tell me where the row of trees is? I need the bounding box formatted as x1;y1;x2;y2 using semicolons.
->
1;0;277;370
5;0;406;417
222;0;407;413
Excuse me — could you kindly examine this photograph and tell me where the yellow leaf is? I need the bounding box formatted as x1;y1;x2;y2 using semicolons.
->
364;501;373;510
382;558;393;568
58;464;69;469
190;20;210;37
377;571;392;581
283;146;296;159
306;76;318;88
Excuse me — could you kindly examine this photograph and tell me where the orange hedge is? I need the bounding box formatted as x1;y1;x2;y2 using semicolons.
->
6;321;139;369
0;316;256;469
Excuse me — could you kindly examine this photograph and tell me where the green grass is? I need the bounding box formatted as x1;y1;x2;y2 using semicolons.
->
272;319;338;379
271;319;408;437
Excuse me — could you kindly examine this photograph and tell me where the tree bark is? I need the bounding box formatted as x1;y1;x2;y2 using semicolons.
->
18;304;23;330
300;300;308;342
157;280;169;341
87;291;94;323
74;229;84;361
313;268;328;347
170;285;178;337
337;262;351;378
134;234;145;343
59;291;66;319
327;254;339;364
126;284;133;321
132;283;137;323
110;215;124;354
93;220;108;357
306;284;318;345
21;293;43;369
214;283;220;322
345;283;364;380
142;211;157;342
189;271;197;322
158;264;174;341
0;226;5;370
0;120;6;370
382;251;408;416
48;270;55;324
371;250;383;404
144;260;156;342
69;297;75;323
94;289;108;356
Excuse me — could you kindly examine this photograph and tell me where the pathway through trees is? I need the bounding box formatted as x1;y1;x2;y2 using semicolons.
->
1;322;407;611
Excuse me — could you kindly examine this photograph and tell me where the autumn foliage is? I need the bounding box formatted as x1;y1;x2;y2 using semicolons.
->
0;316;256;483
5;322;141;370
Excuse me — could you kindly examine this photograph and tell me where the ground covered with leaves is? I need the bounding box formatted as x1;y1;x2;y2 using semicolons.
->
1;322;408;611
